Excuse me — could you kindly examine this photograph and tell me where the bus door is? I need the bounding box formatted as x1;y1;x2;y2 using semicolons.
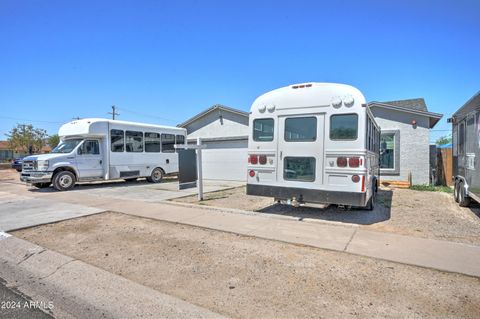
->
277;114;325;186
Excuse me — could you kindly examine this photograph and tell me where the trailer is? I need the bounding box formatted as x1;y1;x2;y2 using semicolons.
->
20;118;186;191
246;82;380;210
450;91;480;206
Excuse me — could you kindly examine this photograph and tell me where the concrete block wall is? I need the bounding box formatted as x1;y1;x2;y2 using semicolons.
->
372;108;431;185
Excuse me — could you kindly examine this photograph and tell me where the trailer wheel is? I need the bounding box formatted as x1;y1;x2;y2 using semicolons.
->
147;168;164;183
53;171;76;191
32;182;51;189
454;180;460;203
458;181;471;207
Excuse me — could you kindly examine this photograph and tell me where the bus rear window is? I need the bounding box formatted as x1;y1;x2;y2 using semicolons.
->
330;114;358;140
253;119;274;141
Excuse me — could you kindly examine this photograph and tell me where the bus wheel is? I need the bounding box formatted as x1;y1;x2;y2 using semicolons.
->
147;168;163;183
454;181;460;203
53;171;76;191
458;182;471;207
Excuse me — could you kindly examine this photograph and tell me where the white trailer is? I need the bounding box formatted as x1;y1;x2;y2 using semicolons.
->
20;118;186;191
246;83;380;209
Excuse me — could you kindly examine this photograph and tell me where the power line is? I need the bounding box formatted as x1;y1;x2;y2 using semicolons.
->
116;106;180;123
0;115;66;124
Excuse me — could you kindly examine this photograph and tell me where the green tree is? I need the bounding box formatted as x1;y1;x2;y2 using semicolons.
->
47;134;60;149
436;134;452;146
7;124;47;154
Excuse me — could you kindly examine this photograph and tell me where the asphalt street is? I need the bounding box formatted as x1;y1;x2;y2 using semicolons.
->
0;279;53;319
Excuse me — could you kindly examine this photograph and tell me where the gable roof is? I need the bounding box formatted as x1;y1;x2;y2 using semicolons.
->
368;98;443;128
178;104;249;128
380;98;428;112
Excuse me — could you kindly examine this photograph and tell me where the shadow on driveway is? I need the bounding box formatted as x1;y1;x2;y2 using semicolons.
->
257;189;393;225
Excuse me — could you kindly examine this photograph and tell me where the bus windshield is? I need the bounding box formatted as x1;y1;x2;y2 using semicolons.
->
51;139;83;153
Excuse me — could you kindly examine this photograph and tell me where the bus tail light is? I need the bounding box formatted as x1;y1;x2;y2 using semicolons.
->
259;155;267;165
250;155;258;165
351;175;360;183
349;157;360;168
249;170;255;177
337;157;347;167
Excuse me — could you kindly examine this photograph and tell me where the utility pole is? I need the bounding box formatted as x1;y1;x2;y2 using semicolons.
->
108;105;119;120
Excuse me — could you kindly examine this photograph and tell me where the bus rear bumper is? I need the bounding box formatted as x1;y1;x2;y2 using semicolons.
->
246;184;367;207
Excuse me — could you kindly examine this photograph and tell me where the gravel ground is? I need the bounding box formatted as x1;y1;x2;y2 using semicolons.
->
173;186;480;245
14;212;480;319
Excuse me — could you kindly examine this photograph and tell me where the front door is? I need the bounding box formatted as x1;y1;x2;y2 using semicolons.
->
76;139;104;179
278;114;325;186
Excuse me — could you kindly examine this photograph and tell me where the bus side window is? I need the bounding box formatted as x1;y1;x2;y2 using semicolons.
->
145;132;161;152
111;129;124;152
161;134;175;153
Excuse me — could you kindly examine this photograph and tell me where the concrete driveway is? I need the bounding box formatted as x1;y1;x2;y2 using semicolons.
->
0;169;243;231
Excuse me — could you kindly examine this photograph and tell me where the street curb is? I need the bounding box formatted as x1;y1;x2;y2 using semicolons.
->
163;200;360;229
0;236;227;319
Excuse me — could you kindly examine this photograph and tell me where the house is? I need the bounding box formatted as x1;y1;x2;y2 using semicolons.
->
0;141;52;162
181;98;443;184
368;98;443;185
177;104;249;181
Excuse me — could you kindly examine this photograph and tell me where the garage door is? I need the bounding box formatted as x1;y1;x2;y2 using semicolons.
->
201;140;247;181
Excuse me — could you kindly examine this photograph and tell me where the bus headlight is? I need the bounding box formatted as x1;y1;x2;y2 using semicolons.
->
37;160;49;171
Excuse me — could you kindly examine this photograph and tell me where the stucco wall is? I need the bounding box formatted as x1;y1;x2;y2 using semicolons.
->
185;110;249;140
371;107;431;185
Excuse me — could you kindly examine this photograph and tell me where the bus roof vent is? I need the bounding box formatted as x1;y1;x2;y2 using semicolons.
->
292;83;312;89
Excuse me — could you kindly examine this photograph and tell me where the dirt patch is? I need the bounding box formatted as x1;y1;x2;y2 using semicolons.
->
14;212;480;319
172;186;480;245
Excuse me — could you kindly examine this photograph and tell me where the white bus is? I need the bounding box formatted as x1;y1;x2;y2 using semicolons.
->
20;118;186;191
246;83;380;210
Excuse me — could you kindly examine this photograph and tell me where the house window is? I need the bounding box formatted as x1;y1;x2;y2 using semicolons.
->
285;117;317;142
380;134;395;169
380;130;400;175
253;119;274;141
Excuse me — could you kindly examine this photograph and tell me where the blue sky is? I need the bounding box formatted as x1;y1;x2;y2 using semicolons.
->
1;0;479;143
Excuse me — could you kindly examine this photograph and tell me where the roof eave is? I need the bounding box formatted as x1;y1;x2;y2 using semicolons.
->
369;102;443;128
177;104;249;128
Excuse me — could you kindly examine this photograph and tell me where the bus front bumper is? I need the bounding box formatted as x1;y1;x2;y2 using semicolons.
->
246;184;367;207
20;171;53;184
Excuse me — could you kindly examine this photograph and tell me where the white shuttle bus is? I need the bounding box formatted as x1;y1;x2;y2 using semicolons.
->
247;83;380;209
20;118;186;191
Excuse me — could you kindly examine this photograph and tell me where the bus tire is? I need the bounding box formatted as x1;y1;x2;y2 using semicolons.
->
33;182;51;189
454;180;460;203
53;171;76;191
458;181;471;207
147;168;164;183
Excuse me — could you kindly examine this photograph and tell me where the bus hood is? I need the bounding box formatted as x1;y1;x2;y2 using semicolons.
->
23;153;71;162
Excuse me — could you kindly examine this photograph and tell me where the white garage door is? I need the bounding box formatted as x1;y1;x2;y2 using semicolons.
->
201;140;247;181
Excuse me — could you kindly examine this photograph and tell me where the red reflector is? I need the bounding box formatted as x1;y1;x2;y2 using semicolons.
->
351;175;360;183
259;155;267;165
360;158;363;166
349;157;360;168
361;175;365;192
250;155;258;165
249;170;255;177
337;157;347;167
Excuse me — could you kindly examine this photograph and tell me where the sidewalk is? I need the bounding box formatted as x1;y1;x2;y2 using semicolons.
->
5;187;480;277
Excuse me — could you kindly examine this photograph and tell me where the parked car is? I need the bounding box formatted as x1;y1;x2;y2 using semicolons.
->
11;157;24;172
